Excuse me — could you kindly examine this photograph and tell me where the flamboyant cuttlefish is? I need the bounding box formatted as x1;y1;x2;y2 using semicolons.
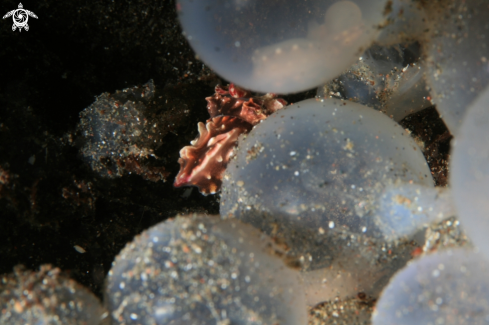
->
174;84;287;195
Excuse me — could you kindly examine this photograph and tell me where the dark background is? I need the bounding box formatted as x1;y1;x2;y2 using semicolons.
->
0;0;450;301
0;0;223;298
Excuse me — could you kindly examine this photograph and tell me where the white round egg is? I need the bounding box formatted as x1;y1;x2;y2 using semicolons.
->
177;0;387;93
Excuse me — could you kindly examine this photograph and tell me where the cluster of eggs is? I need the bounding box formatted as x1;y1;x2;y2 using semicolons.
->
2;0;489;324
175;1;489;323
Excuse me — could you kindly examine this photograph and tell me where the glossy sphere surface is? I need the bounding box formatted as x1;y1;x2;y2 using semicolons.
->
373;249;489;325
221;98;432;245
105;214;307;325
221;98;432;304
425;0;489;134
0;265;104;325
451;86;489;260
318;43;431;122
177;0;385;93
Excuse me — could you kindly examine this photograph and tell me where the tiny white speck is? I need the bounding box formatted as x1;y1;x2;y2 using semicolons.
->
362;227;367;233
73;245;86;254
130;313;138;320
294;171;299;176
119;282;125;289
329;221;335;229
290;151;296;156
193;245;202;254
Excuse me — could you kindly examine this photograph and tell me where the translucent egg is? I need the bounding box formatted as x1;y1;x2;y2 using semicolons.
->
424;0;489;134
221;98;432;243
0;265;105;325
317;43;431;122
373;249;489;325
221;98;432;304
105;214;307;325
376;0;428;46
298;231;419;306
451;86;489;260
177;0;386;93
375;183;455;240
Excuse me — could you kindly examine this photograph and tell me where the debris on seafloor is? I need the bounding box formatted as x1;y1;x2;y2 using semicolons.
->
0;265;105;325
76;80;174;182
105;214;307;325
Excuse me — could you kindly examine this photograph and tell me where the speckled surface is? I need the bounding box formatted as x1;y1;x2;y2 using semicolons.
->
0;0;451;317
0;0;221;298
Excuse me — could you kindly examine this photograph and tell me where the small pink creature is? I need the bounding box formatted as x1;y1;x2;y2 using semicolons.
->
174;84;286;195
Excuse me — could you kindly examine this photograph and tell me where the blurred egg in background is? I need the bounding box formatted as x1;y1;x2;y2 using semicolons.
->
177;0;386;93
